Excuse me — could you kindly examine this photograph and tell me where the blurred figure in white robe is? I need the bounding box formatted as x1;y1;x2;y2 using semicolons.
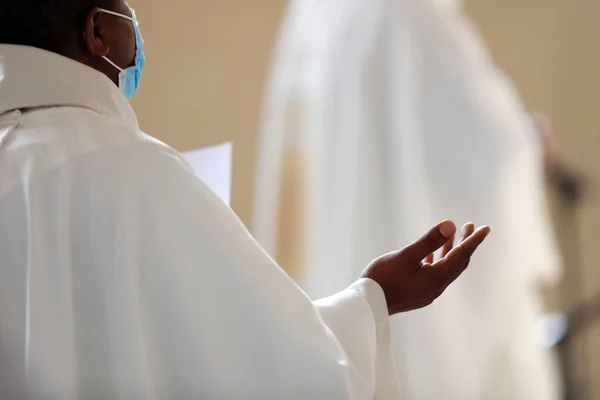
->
252;0;564;398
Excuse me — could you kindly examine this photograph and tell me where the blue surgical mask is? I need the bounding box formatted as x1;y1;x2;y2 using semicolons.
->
98;8;145;99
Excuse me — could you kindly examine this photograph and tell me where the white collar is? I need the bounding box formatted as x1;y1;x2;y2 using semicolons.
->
0;44;139;130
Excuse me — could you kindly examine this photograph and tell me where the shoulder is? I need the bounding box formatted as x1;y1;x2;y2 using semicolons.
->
68;136;198;195
9;106;196;184
11;106;179;161
70;136;228;219
64;131;249;259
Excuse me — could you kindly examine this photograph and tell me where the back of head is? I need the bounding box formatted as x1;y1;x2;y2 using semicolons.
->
0;0;117;54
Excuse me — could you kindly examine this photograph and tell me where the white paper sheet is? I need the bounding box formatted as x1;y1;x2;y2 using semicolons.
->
182;142;233;206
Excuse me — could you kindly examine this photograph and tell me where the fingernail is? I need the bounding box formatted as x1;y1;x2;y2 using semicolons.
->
439;221;455;238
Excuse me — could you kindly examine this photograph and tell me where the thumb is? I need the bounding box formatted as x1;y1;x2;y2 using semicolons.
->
406;220;456;261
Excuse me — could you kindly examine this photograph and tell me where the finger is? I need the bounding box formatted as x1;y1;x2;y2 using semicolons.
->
442;226;491;279
459;223;475;243
434;225;469;266
441;232;455;258
406;220;456;261
425;253;434;265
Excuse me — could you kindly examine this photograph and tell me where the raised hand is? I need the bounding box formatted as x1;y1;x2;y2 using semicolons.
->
361;221;490;315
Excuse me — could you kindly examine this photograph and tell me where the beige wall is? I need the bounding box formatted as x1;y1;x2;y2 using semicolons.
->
129;0;599;397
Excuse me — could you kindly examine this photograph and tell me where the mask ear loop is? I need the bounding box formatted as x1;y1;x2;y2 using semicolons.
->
102;56;124;72
97;8;137;72
97;8;134;22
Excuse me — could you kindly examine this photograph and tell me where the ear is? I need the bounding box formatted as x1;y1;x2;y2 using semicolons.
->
82;7;111;57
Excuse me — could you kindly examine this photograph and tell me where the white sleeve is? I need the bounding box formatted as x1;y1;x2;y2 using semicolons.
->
77;143;401;399
315;279;400;399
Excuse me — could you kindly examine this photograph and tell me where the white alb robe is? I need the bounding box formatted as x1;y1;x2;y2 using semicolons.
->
0;44;401;399
253;0;562;398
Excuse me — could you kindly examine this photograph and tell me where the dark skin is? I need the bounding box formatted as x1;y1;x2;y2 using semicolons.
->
362;221;491;315
62;0;136;87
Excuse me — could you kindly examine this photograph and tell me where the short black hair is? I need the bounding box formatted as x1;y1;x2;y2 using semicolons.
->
0;0;117;54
